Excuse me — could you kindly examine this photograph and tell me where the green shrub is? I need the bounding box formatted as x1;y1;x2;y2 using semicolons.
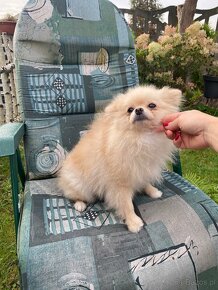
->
135;22;216;105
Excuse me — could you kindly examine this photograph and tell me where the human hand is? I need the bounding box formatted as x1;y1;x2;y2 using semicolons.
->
161;110;218;150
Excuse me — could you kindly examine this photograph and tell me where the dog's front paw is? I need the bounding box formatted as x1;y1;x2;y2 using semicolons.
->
149;189;163;199
126;215;144;233
145;185;163;199
74;201;86;212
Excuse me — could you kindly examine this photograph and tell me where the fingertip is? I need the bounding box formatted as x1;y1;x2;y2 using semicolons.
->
163;122;170;127
165;129;175;140
162;112;181;129
174;131;181;141
173;134;182;148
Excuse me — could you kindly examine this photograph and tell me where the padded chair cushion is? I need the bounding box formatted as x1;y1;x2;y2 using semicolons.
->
14;0;139;180
24;114;94;180
18;171;218;290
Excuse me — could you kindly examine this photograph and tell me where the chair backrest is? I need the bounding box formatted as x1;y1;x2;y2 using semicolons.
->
14;0;139;180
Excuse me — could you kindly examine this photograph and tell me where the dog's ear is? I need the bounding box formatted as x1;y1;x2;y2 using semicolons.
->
104;94;124;113
161;87;183;108
104;101;117;113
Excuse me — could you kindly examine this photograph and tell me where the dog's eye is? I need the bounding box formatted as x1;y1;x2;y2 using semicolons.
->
127;107;134;113
148;103;156;109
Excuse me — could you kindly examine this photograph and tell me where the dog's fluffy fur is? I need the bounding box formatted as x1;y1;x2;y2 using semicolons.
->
58;85;182;232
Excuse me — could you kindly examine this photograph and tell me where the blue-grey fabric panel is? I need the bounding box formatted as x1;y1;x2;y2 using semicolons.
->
162;171;218;235
24;117;64;179
16;64;95;117
24;114;94;180
65;0;101;20
27;237;100;290
14;0;135;64
14;0;138;117
16;50;138;117
129;243;198;290
90;50;138;101
18;172;218;289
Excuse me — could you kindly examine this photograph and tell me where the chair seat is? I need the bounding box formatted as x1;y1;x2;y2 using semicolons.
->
18;171;218;290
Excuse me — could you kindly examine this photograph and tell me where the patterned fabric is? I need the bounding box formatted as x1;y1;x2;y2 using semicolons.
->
24;114;94;179
44;198;122;235
27;70;87;114
14;1;218;289
18;171;218;289
14;0;138;179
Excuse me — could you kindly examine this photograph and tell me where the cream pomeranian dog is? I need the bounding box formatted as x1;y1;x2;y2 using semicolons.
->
58;85;182;232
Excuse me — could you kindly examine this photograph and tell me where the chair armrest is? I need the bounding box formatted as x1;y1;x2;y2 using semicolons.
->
0;122;24;157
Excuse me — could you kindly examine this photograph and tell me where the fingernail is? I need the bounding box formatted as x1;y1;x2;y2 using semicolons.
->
174;132;180;141
163;122;169;127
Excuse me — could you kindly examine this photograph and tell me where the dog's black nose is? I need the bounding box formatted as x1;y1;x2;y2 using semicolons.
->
135;108;144;115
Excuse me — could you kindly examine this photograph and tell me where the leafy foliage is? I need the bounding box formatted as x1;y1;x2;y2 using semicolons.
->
135;22;217;105
130;0;162;36
202;23;217;40
130;0;161;10
190;103;218;116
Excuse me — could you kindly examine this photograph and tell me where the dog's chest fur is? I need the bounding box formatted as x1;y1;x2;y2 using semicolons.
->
112;132;175;189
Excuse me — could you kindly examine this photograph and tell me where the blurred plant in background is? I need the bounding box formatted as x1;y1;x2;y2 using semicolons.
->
135;21;217;106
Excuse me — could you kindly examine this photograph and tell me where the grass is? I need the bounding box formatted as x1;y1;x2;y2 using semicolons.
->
181;149;218;203
0;147;218;289
181;103;218;203
0;157;20;290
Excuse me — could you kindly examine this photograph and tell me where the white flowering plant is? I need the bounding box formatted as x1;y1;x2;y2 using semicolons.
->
135;22;216;104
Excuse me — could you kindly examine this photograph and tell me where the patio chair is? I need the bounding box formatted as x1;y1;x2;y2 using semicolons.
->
0;0;218;289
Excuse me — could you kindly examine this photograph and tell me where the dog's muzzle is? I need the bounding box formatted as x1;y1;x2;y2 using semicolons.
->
133;108;147;122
